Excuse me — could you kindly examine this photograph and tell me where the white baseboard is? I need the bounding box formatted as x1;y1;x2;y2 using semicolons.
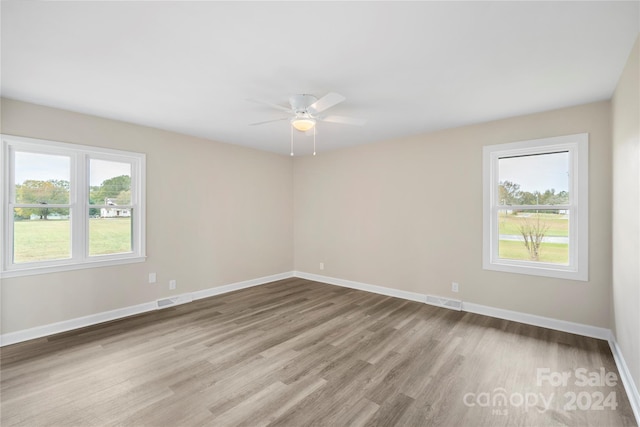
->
462;302;612;340
4;271;608;345
608;334;640;425
294;271;426;303
192;272;293;301
0;301;158;347
0;271;295;347
295;271;611;340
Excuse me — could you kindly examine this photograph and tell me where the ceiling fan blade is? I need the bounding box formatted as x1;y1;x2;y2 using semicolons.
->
308;92;346;114
246;98;292;113
320;115;366;126
248;117;289;126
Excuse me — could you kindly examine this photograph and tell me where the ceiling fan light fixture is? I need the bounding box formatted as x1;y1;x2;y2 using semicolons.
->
291;117;316;132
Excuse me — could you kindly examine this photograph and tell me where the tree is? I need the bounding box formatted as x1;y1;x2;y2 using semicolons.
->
498;180;521;206
518;214;551;261
515;188;569;214
539;188;568;207
498;181;567;260
90;175;131;205
15;180;70;220
518;190;538;207
114;190;131;205
500;181;570;209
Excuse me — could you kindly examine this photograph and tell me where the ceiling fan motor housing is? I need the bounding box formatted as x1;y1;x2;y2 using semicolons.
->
289;94;318;114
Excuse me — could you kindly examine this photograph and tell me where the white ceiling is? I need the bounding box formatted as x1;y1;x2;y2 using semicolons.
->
2;1;638;156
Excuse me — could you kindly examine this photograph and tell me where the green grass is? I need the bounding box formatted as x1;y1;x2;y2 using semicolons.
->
13;214;568;265
13;220;72;262
13;218;131;263
499;239;569;264
497;212;569;264
498;212;568;237
89;218;132;256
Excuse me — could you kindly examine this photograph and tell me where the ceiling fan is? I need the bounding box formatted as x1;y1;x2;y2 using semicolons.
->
248;92;365;132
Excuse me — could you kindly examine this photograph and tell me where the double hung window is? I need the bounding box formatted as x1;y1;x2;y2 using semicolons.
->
483;133;588;281
1;135;146;277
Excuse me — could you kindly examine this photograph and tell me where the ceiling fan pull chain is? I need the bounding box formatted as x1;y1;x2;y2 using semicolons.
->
313;126;316;156
290;124;294;157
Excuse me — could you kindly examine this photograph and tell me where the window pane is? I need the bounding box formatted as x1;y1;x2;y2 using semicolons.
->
89;211;132;256
498;151;569;206
498;210;569;265
13;208;71;263
89;159;131;206
14;152;70;204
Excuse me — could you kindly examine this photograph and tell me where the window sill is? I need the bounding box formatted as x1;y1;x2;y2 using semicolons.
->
483;260;588;281
1;256;146;279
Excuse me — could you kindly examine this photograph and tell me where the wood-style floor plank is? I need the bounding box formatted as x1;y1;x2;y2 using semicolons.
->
1;278;636;426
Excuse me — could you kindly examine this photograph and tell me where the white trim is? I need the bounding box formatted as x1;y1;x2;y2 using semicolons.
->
0;271;295;347
0;301;157;347
294;272;610;340
0;256;146;279
294;271;426;303
608;334;640;425
0;269;619;349
461;301;610;340
191;272;294;300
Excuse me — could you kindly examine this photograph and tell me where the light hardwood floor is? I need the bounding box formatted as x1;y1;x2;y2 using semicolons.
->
1;278;636;426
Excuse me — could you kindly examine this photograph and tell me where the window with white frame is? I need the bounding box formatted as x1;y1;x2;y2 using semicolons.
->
483;133;588;281
1;135;146;277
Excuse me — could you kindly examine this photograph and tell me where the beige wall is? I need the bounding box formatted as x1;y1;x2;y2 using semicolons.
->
294;101;612;327
0;90;622;338
612;37;640;390
1;98;294;334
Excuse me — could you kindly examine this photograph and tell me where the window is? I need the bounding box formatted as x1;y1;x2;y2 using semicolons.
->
1;135;145;277
483;133;588;281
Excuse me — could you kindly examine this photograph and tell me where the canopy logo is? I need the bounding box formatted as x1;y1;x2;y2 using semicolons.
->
463;388;553;414
463;367;619;415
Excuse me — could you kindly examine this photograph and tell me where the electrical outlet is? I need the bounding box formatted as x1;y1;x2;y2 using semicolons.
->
452;282;459;293
169;279;176;290
319;262;324;270
149;273;156;284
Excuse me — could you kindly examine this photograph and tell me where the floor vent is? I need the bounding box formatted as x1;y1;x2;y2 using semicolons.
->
157;294;193;309
425;295;463;311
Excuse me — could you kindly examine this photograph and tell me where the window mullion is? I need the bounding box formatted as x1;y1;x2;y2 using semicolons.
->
491;205;501;262
129;158;138;255
72;153;87;262
497;204;571;210
13;204;72;209
3;145;13;270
